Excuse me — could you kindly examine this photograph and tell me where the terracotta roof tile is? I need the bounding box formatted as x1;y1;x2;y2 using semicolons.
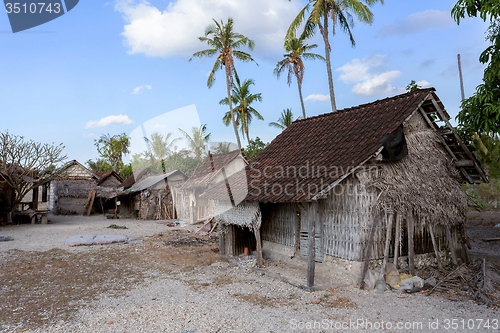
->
202;88;436;203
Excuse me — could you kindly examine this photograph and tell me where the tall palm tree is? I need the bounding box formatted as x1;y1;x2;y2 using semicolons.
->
191;18;256;149
144;132;179;162
179;125;211;160
275;37;324;119
220;74;263;142
269;108;300;131
287;0;383;112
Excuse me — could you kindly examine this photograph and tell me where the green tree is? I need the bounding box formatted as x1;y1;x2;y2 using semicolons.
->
92;133;131;178
287;0;384;112
179;125;211;160
269;108;301;131
243;137;268;160
191;18;256;149
275;37;324;119
143;132;180;172
406;80;422;92
453;0;500;134
0;132;66;218
220;74;263;142
213;142;232;154
471;133;500;178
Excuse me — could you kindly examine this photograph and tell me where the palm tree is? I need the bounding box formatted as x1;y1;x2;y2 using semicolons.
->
143;132;179;172
179;125;211;160
269;108;300;131
287;0;383;112
191;18;256;149
275;37;324;119
220;74;263;142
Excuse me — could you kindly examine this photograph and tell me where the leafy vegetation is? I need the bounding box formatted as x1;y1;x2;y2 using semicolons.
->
243;137;268;160
220;74;263;142
274;37;324;118
453;0;500;135
88;133;131;179
269;108;301;130
191;18;256;149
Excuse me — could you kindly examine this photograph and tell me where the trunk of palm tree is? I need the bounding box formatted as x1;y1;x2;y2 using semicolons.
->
321;11;337;113
225;65;242;149
296;72;307;119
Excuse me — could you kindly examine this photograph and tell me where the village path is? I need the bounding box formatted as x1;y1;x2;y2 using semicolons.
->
0;215;498;333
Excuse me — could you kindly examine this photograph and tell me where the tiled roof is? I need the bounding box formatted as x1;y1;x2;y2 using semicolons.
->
96;170;124;185
181;150;244;190
202;88;436;203
121;168;151;189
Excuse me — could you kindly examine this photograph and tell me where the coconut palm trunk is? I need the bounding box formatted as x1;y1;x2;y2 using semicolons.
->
295;68;307;119
225;65;242;149
320;12;337;113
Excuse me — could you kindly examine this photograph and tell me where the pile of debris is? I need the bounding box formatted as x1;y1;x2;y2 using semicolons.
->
424;259;500;307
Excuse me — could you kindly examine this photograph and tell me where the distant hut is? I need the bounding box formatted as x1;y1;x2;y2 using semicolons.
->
123;170;187;220
202;88;486;286
173;150;248;223
47;160;99;215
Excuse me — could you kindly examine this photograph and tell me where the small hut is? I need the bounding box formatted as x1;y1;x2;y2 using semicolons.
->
173;150;248;223
203;88;486;286
122;170;187;220
47;160;100;215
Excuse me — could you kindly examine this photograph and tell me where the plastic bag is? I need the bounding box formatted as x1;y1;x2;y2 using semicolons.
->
385;263;400;287
399;276;424;290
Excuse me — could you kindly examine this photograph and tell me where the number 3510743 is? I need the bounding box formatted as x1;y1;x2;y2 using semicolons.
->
5;3;61;14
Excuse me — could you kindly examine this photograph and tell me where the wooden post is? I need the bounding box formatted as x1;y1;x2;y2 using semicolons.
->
307;201;317;288
381;213;393;275
393;213;400;268
429;223;443;269
86;190;95;216
255;225;263;268
32;187;39;211
361;211;380;289
447;226;458;265
294;206;302;257
407;211;415;276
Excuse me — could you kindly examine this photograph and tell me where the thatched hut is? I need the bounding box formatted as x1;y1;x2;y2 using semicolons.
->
202;88;486;287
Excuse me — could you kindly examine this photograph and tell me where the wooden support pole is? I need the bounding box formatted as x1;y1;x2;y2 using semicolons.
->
447;226;458;265
407;212;415;276
428;223;443;269
294;206;302;257
393;213;400;268
361;212;380;289
307;201;317;288
32;186;39;211
381;213;394;275
255;224;263;268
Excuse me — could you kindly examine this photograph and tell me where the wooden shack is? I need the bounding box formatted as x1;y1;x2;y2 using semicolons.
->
203;88;486;286
47;160;100;215
173;150;248;223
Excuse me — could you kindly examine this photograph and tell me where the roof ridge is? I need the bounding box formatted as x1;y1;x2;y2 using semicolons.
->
293;88;435;124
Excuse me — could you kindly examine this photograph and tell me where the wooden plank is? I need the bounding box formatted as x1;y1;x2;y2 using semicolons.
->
407;212;415;275
381;213;393;275
294;205;302;257
255;225;263;268
307;202;316;288
428;223;443;269
446;226;457;265
393;213;400;268
360;212;380;289
85;190;95;216
483;238;500;242
455;160;474;167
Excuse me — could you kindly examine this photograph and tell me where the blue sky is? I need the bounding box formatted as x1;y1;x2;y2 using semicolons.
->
0;0;490;164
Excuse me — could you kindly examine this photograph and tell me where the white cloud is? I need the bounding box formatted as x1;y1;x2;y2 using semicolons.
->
304;94;329;102
82;133;96;139
85;115;134;128
337;55;402;96
133;85;152;94
114;0;302;58
377;10;453;38
417;80;432;88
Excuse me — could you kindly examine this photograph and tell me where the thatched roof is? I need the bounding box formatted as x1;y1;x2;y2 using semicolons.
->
202;89;483;220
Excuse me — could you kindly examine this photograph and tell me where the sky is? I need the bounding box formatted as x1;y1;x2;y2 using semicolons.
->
0;0;491;165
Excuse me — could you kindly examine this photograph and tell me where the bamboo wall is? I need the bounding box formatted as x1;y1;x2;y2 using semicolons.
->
260;202;298;247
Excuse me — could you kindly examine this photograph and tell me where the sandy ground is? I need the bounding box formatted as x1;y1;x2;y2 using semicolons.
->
0;214;498;332
0;215;192;253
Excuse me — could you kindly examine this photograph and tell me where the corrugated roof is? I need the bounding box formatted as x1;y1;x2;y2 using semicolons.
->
127;170;184;193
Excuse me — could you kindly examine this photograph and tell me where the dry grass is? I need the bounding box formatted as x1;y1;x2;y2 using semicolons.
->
233;293;292;308
0;229;221;329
